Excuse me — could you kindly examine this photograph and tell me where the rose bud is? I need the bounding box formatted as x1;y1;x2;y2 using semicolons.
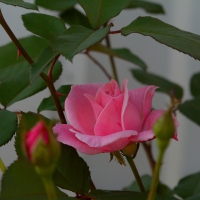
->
25;121;60;175
153;107;179;151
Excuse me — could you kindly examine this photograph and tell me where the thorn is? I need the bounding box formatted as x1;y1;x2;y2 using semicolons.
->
17;49;23;59
56;92;66;97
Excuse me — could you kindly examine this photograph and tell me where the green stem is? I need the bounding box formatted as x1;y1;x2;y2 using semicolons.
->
42;177;57;200
0;9;66;124
126;156;145;193
147;151;164;200
105;34;119;83
0;157;6;173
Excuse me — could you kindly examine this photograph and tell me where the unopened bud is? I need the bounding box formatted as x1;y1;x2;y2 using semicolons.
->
25;121;60;176
153;108;175;151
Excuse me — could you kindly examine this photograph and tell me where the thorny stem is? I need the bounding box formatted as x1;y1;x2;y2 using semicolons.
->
86;52;112;80
125;156;145;193
0;157;6;173
142;142;156;174
105;34;119;83
0;9;96;190
42;177;58;200
48;54;60;81
0;9;66;124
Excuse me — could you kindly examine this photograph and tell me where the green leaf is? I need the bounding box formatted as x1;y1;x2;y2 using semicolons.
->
0;61;62;107
121;16;200;61
0;109;17;146
185;194;200;200
88;190;164;200
53;144;90;194
0;36;48;79
38;85;71;112
60;8;91;28
124;174;174;198
22;13;67;40
131;69;183;99
190;72;200;97
0;159;71;200
77;0;131;29
0;0;38;10
126;0;165;14
51;25;110;61
30;46;59;82
179;97;200;126
89;43;147;70
174;171;200;199
14;112;52;158
35;0;77;11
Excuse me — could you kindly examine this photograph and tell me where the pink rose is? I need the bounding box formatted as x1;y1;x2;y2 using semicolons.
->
53;79;178;154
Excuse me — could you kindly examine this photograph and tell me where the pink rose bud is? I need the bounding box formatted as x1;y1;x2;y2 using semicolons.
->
25;122;60;169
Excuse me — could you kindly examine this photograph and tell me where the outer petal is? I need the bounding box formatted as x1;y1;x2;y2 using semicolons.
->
129;110;165;142
73;129;137;147
65;83;103;135
128;86;158;123
94;94;124;136
53;124;103;154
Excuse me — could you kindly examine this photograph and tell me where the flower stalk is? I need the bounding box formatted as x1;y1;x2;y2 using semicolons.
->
125;156;145;193
41;176;58;200
0;157;6;173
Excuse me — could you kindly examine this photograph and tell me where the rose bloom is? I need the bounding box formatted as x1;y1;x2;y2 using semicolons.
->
53;79;178;154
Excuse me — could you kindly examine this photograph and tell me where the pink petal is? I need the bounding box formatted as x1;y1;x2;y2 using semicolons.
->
53;124;103;154
65;83;103;135
84;94;103;120
95;79;122;107
71;130;138;149
128;86;158;123
131;130;155;142
142;110;165;131
121;79;128;131
94;94;124;136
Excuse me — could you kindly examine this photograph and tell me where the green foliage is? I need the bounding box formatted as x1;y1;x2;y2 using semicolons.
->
131;69;183;99
51;25;110;61
0;159;70;200
22;13;67;40
53;144;91;194
78;0;131;29
179;97;200;126
60;8;91;28
122;16;200;61
0;61;62;107
35;0;77;11
89;43;147;70
174;171;200;199
126;0;165;14
30;46;59;82
124;175;175;198
190;72;200;97
88;190;164;200
0;0;38;10
38;85;71;112
0;109;17;146
15;112;52;158
0;36;48;77
0;36;62;107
